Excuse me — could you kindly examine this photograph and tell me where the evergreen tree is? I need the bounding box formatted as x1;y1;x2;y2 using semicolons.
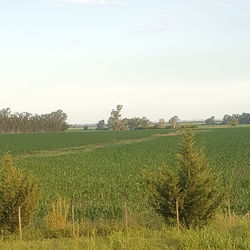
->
0;153;40;232
145;166;179;225
177;129;223;227
145;129;223;228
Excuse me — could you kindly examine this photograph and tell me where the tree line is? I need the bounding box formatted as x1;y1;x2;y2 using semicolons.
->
222;113;250;125
97;105;179;131
0;108;69;134
205;113;250;126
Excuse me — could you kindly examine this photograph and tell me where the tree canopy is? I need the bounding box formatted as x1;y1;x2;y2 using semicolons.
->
0;108;69;134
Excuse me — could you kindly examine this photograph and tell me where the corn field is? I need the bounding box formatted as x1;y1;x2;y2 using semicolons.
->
0;127;249;222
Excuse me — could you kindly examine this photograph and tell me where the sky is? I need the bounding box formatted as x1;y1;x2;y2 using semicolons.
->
0;0;249;124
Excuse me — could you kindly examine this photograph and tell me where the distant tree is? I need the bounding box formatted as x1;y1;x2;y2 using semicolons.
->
96;120;106;130
169;116;179;129
84;126;88;131
145;129;223;228
120;118;129;130
140;117;151;129
155;118;165;129
0;153;40;232
205;116;216;125
107;105;124;130
222;114;231;125
239;113;250;124
222;113;250;125
126;117;151;130
0;108;69;134
127;118;140;130
229;116;238;127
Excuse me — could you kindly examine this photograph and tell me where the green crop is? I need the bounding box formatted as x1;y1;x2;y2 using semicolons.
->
1;127;249;222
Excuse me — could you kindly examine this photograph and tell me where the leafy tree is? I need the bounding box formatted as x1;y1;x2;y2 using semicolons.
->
156;119;165;129
121;118;129;130
140;117;151;129
222;114;231;125
96;120;106;130
222;113;250;125
0;153;40;232
169;116;179;129
107;105;124;130
126;117;151;130
145;129;223;228
239;113;250;124
127;117;140;130
0;108;69;134
205;116;216;125
229;116;238;127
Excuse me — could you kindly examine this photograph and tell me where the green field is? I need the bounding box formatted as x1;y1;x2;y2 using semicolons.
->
0;127;250;249
0;127;249;221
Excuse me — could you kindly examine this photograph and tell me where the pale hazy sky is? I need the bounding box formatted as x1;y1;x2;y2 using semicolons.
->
0;0;249;123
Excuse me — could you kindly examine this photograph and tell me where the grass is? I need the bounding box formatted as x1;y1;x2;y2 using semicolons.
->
0;214;249;249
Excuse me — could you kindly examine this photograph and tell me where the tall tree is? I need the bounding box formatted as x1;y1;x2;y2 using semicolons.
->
141;117;151;129
107;105;124;130
156;118;165;129
0;108;69;134
145;129;223;228
222;114;231;125
169;116;179;129
229;116;238;127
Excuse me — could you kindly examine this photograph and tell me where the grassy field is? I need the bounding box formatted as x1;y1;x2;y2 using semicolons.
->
0;127;249;217
0;126;250;249
0;129;169;154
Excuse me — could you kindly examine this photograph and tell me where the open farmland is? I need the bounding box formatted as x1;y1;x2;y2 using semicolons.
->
0;127;249;222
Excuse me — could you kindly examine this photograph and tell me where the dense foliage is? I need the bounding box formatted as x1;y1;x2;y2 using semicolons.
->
0;108;69;134
0;153;40;232
205;116;216;125
223;113;250;125
145;129;223;228
100;105;151;130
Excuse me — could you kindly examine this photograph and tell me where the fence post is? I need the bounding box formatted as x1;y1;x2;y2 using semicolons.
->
176;199;180;232
124;203;128;231
228;198;232;222
72;204;75;237
18;206;22;240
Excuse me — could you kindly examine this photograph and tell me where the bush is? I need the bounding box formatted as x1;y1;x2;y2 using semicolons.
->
180;124;198;129
0;153;40;232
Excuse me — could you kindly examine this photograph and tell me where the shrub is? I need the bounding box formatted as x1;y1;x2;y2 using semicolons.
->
0;153;40;232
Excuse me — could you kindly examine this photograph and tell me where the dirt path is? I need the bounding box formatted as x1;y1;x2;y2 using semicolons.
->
15;129;210;159
15;137;155;159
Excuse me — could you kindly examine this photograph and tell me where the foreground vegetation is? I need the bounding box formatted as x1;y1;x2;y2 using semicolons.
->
0;214;249;249
0;126;249;248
